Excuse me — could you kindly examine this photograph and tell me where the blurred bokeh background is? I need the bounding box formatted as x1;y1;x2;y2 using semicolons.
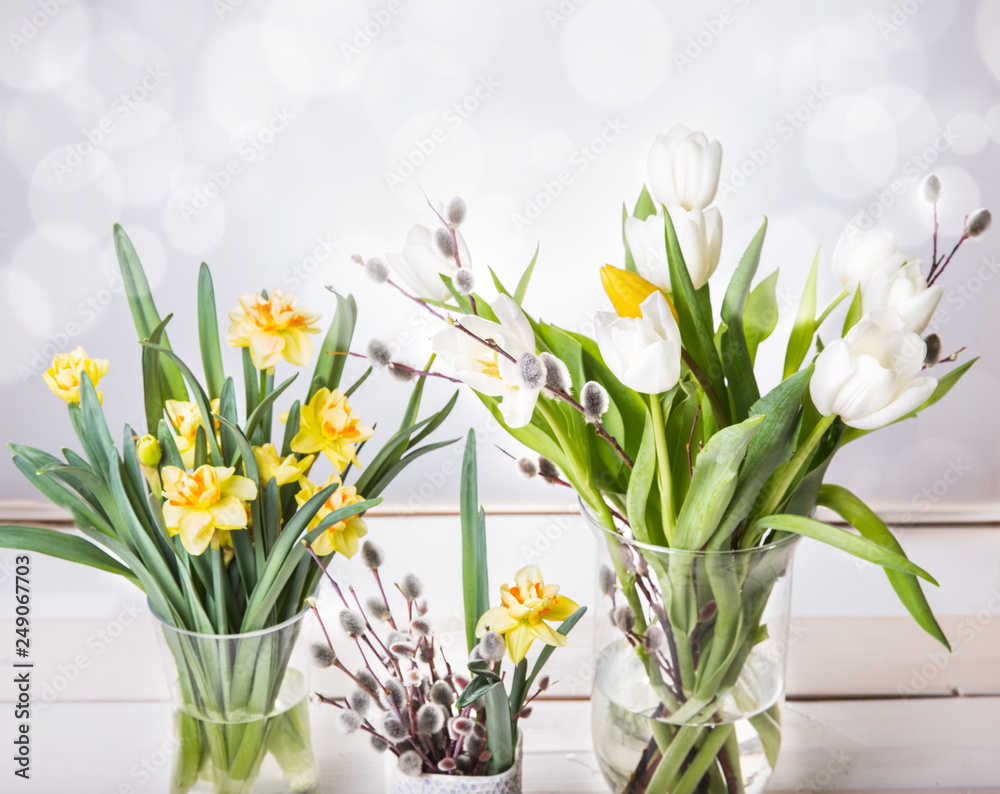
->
1;0;997;517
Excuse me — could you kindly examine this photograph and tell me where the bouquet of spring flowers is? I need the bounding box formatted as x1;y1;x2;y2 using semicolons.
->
0;226;458;794
309;431;584;786
345;129;989;792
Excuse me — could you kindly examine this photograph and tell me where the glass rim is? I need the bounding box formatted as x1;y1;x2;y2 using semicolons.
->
147;598;310;639
579;497;801;557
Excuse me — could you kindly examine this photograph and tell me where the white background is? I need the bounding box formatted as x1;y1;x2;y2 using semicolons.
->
0;0;998;517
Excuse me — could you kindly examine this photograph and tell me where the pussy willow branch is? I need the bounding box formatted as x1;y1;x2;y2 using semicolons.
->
334;350;462;383
422;189;478;316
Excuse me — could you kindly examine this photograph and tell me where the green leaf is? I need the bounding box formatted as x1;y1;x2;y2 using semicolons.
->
280;401;300;458
309;293;357;400
460;431;489;654
244;373;298;442
720;219;767;421
753;513;938;584
197;263;225;400
484;678;514;774
783;247;819;379
141;314;174;435
748;704;782;769
818;484;949;649
626;410;659;545
0;526;139;585
514;243;540;304
663;208;729;426
455;674;501;709
673;415;764;550
744;269;780;363
114;224;187;401
242;348;260;421
842;357;978;444
488;266;512;298
842;286;863;336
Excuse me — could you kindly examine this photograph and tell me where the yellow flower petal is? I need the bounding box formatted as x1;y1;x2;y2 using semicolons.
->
220;473;258;502
209;496;250;530
529;621;568;649
505;623;535;664
476;606;518;637
178;510;215;556
544;595;580;622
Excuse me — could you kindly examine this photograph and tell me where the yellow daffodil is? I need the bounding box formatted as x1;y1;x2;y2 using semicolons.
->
135;434;163;498
476;565;579;663
601;265;677;322
161;465;258;556
253;443;314;488
165;399;220;468
294;475;368;558
226;289;322;370
43;347;109;404
280;388;373;471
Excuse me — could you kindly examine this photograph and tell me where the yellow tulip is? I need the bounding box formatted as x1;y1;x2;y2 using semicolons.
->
43;347;109;404
294;475;368;558
600;265;677;322
253;443;314;488
475;565;579;664
227;289;322;370
161;465;258;556
280;388;373;471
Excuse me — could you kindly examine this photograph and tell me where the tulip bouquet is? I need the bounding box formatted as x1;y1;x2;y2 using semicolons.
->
347;127;988;792
0;226;457;794
310;431;584;787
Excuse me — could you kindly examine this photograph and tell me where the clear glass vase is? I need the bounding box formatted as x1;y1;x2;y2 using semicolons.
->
151;605;320;794
584;508;799;794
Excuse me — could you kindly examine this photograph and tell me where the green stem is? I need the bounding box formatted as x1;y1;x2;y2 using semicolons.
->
815;288;849;330
647;394;675;544
645;725;703;792
674;725;735;794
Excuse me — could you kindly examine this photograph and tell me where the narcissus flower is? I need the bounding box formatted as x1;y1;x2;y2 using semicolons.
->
253;443;314;488
295;475;368;557
165;399;220;469
136;435;162;467
280;388;373;471
43;347;109;404
227;289;322;370
475;565;579;664
161;465;258;556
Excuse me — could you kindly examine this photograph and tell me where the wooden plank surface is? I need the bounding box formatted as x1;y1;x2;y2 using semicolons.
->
10;698;999;792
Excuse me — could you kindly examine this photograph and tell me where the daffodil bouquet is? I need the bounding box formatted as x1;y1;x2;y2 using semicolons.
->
0;226;457;794
311;431;584;782
351;129;989;792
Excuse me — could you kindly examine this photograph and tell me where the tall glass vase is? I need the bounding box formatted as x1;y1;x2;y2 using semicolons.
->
151;606;320;794
584;509;799;794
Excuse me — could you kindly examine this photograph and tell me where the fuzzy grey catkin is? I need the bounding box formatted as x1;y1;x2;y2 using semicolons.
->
446;196;467;226
360;539;385;569
923;175;942;203
356;668;379;695
348;688;372;717
517;352;545;389
517;457;538;479
382;715;408;743
437;757;457;772
538;457;559;479
434;227;456;257
450;716;475;736
478;630;505;663
539;352;571;393
399;573;423;601
429;680;455;707
336;710;363;735
415;703;445;735
581;381;610;423
364;257;390;284
390;640;417;659
643;625;666;652
310;643;337;668
365;339;393;368
338;609;366;638
384;678;407;711
370;735;389;753
966;208;992;238
410;617;431;636
613;605;636;634
364;596;391;622
398;750;424;777
454;268;475;296
388;363;415;382
923;333;942;367
598;565;616;596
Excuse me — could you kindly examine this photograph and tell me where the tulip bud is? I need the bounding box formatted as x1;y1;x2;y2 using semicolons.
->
539;352;571;393
922;175;941;203
387;225;471;302
923;333;942;367
832;223;907;292
861;260;942;335
447;196;467;226
581;381;610;423
454;268;475;296
360;540;385;569
365;339;393;368
600;264;664;319
434;228;456;258
538;457;559;479
647;125;722;211
365;257;390;284
517;352;545;390
136;435;161;467
398;750;423;777
336;710;363;735
596;292;682;395
516;457;538;479
965;208;991;239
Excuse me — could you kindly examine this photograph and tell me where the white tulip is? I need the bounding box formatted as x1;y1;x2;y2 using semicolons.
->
624;208;722;291
386;224;472;302
595;292;682;395
810;307;937;431
831;223;907;292
431;295;540;428
861;260;943;335
646;125;722;211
